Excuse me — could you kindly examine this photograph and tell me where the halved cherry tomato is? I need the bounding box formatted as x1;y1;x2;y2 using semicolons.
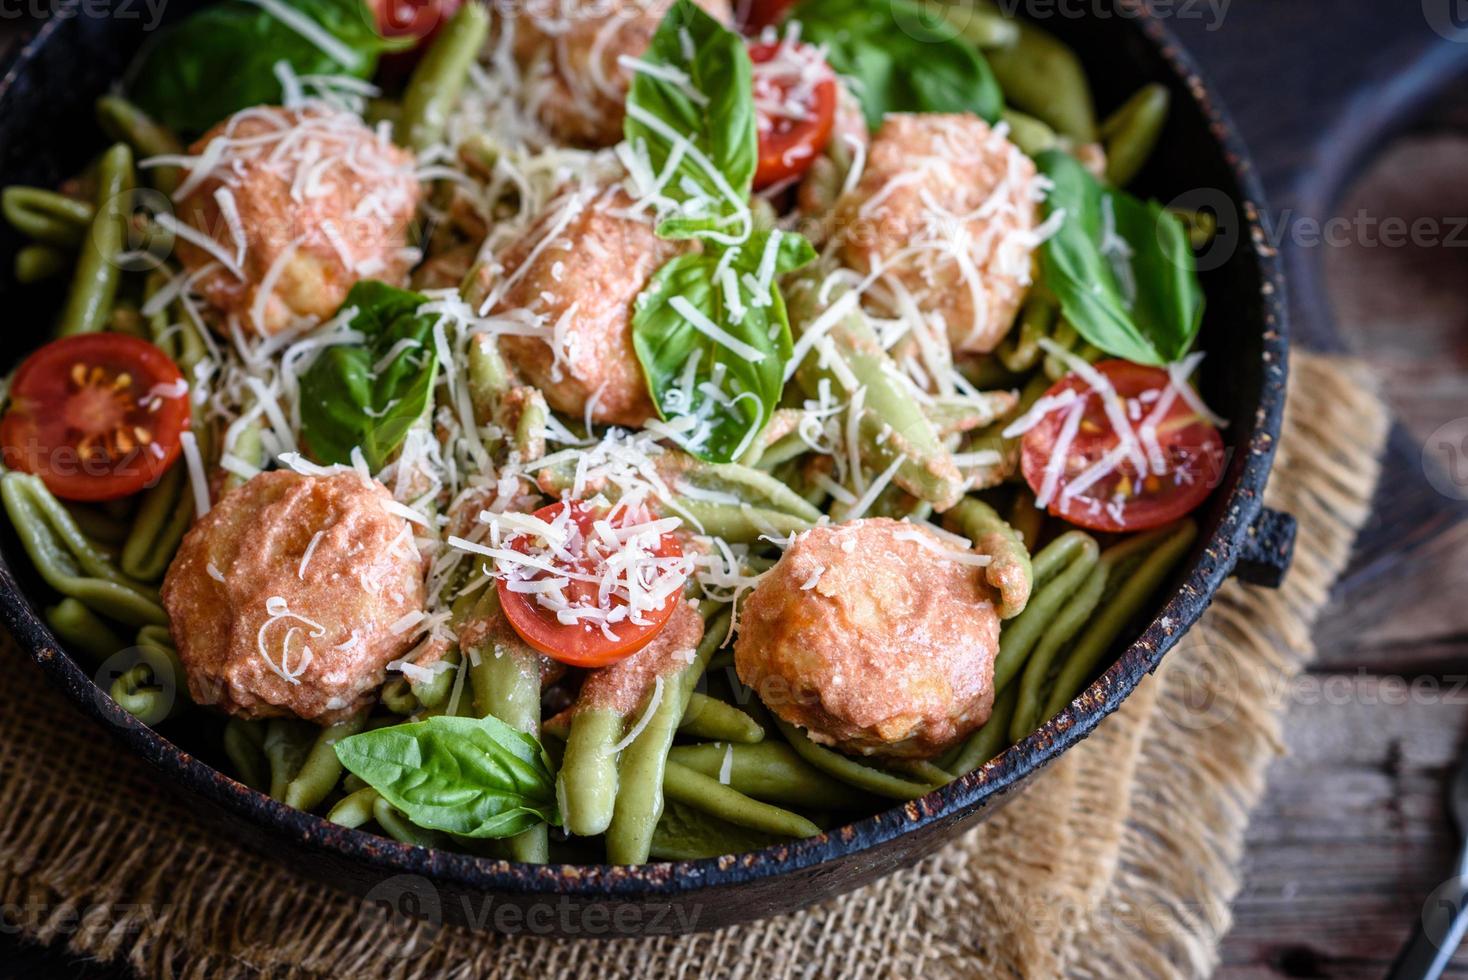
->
738;0;798;33
1019;360;1226;533
1;333;190;502
496;499;688;668
748;39;837;190
369;0;463;76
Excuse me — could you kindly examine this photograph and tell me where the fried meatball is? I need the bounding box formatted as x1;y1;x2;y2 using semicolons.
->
472;184;686;427
734;518;1000;759
162;471;426;723
834;113;1041;354
506;0;733;146
174;105;420;337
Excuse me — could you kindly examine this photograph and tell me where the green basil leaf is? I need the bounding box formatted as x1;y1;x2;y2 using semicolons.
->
790;0;1002;130
623;0;756;241
334;714;560;839
128;0;396;135
299;280;439;471
1034;149;1203;366
632;230;815;463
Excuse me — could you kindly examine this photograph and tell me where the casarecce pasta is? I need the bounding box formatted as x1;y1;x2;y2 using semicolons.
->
0;0;1224;864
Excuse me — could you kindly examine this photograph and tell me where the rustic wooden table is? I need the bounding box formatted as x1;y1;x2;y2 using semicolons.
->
3;2;1468;978
1165;5;1468;977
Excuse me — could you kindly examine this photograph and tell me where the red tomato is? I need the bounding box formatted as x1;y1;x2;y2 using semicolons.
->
496;500;688;668
1019;360;1226;533
738;0;797;32
369;0;463;75
1;334;190;502
748;39;837;190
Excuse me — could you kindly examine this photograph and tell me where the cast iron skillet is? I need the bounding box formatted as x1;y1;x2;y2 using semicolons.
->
0;0;1292;936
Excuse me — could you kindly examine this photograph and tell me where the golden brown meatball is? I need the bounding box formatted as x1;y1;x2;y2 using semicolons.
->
472;184;686;427
506;0;733;147
734;518;1000;759
162;471;426;723
833;113;1040;355
173;105;420;337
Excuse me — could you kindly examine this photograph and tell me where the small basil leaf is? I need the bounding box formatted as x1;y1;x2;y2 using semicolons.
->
632;230;815;463
790;0;1002;130
1034;149;1203;366
299;280;439;471
623;0;756;239
128;0;396;135
334;714;560;839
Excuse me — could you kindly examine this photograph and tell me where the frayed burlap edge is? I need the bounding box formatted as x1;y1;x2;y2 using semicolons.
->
0;353;1386;980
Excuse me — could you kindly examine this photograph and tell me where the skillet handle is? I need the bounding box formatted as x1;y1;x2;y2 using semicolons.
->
1230;507;1296;589
1385;869;1468;980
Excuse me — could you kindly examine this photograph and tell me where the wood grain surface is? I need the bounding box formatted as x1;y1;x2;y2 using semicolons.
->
1212;137;1468;976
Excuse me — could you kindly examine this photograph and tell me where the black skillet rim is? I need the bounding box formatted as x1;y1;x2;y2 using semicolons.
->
0;2;1288;901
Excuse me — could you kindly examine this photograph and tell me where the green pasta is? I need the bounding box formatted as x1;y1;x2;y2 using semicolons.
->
95;95;184;195
110;662;173;725
120;462;194;582
44;598;125;664
223;718;269;792
981;11;1097;141
1009;560;1106;742
15;243;68;282
465;589;550;863
559;707;624;837
1;472;166;626
667;742;869;809
771;716;935;802
1;186;94;247
327;786;381;829
283;712;368;811
1100;84;1170;188
264;718;317;801
58;142;134;336
679;692;765;743
990;530;1099;693
400;1;491;153
605;605;727;864
948;680;1020;777
663;761;822;839
1041;520;1198;721
789;281;965;510
649;799;787;861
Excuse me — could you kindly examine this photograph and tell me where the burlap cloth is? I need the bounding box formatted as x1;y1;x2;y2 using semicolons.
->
0;352;1387;979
